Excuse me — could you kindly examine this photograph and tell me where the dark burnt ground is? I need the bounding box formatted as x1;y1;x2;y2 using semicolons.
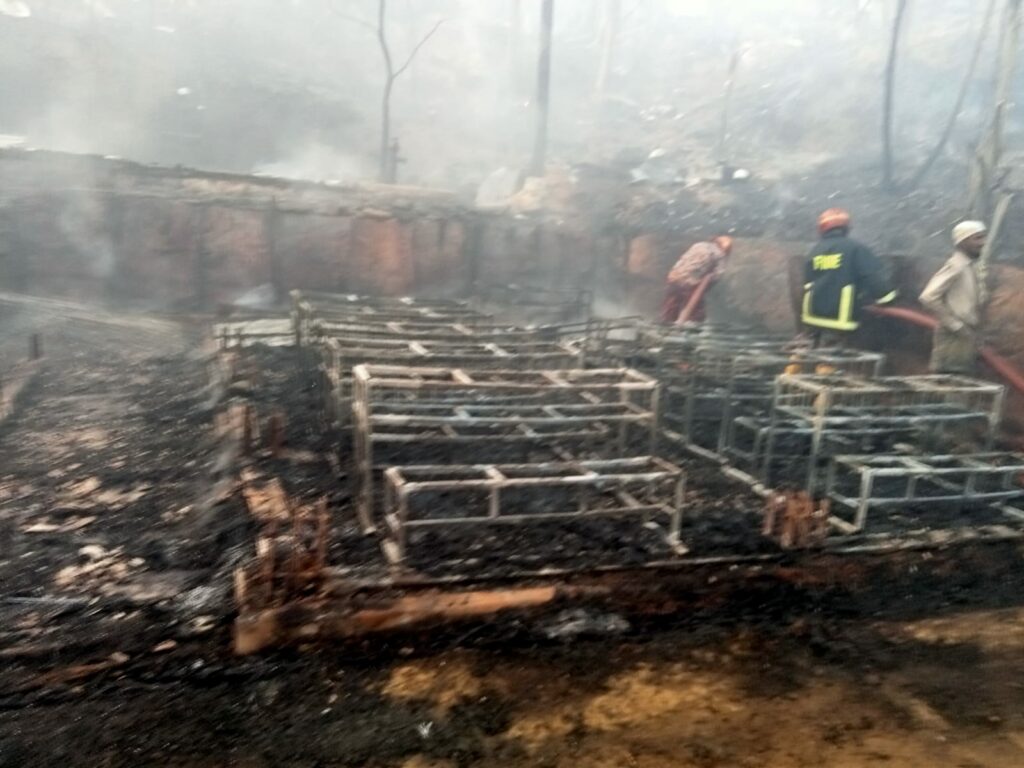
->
2;544;1024;768
3;308;1024;766
0;301;248;695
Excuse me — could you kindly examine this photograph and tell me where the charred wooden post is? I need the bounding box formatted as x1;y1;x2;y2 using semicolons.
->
241;403;255;456
267;411;286;458
763;492;828;550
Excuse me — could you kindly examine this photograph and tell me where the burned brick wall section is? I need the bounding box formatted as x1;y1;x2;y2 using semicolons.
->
0;150;602;306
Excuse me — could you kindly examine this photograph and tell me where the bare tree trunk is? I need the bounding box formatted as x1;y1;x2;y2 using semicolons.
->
908;0;996;190
987;0;1022;170
530;0;555;177
380;78;394;182
970;0;1022;217
882;0;909;189
594;0;621;98
377;0;395;182
978;191;1013;290
371;0;443;183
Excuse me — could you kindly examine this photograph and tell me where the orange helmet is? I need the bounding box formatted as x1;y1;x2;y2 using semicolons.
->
818;208;851;235
713;235;734;254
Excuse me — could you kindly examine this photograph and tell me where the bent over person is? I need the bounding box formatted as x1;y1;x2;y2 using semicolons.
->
659;236;733;324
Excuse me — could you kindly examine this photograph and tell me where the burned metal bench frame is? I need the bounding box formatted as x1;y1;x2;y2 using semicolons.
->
214;316;299;349
724;413;921;489
471;283;594;321
309;316;630;345
292;291;492;338
726;414;815;478
351;365;662;532
638;324;796;351
323;337;585;427
293;290;478;313
763;375;1007;493
825;453;1024;533
710;348;882;446
584;322;782;369
648;338;884;460
381;456;686;566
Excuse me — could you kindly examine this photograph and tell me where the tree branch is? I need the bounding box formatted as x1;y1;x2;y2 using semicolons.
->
393;18;446;79
327;3;376;32
906;0;996;190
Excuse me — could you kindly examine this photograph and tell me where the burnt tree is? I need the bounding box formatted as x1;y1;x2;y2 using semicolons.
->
970;0;1022;219
374;0;444;183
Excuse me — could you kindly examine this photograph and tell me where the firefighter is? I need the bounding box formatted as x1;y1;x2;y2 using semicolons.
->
801;208;896;346
919;221;987;374
659;236;733;324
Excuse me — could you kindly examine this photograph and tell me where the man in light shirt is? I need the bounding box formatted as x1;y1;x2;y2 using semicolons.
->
919;221;987;374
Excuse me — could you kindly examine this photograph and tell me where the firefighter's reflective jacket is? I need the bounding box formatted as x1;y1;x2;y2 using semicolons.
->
802;232;897;331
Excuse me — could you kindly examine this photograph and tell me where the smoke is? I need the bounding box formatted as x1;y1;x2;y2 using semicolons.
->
253;142;372;185
0;1;30;19
230;284;277;311
57;197;115;279
0;0;1012;192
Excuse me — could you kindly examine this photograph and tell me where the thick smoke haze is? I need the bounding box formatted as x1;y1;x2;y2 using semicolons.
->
0;0;1014;190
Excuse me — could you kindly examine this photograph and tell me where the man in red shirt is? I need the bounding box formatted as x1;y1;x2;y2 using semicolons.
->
659;236;733;324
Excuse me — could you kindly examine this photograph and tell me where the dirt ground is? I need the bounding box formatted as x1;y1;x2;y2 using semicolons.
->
3;599;1024;767
3;298;1024;767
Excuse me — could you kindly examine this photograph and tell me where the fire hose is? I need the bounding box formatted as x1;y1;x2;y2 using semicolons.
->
675;274;714;325
865;305;1024;398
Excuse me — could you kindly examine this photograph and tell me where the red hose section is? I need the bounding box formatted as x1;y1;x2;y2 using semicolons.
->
676;274;714;324
864;305;937;331
866;305;1024;397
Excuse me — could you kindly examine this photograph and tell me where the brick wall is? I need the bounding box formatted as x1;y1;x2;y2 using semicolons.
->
0;150;601;308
